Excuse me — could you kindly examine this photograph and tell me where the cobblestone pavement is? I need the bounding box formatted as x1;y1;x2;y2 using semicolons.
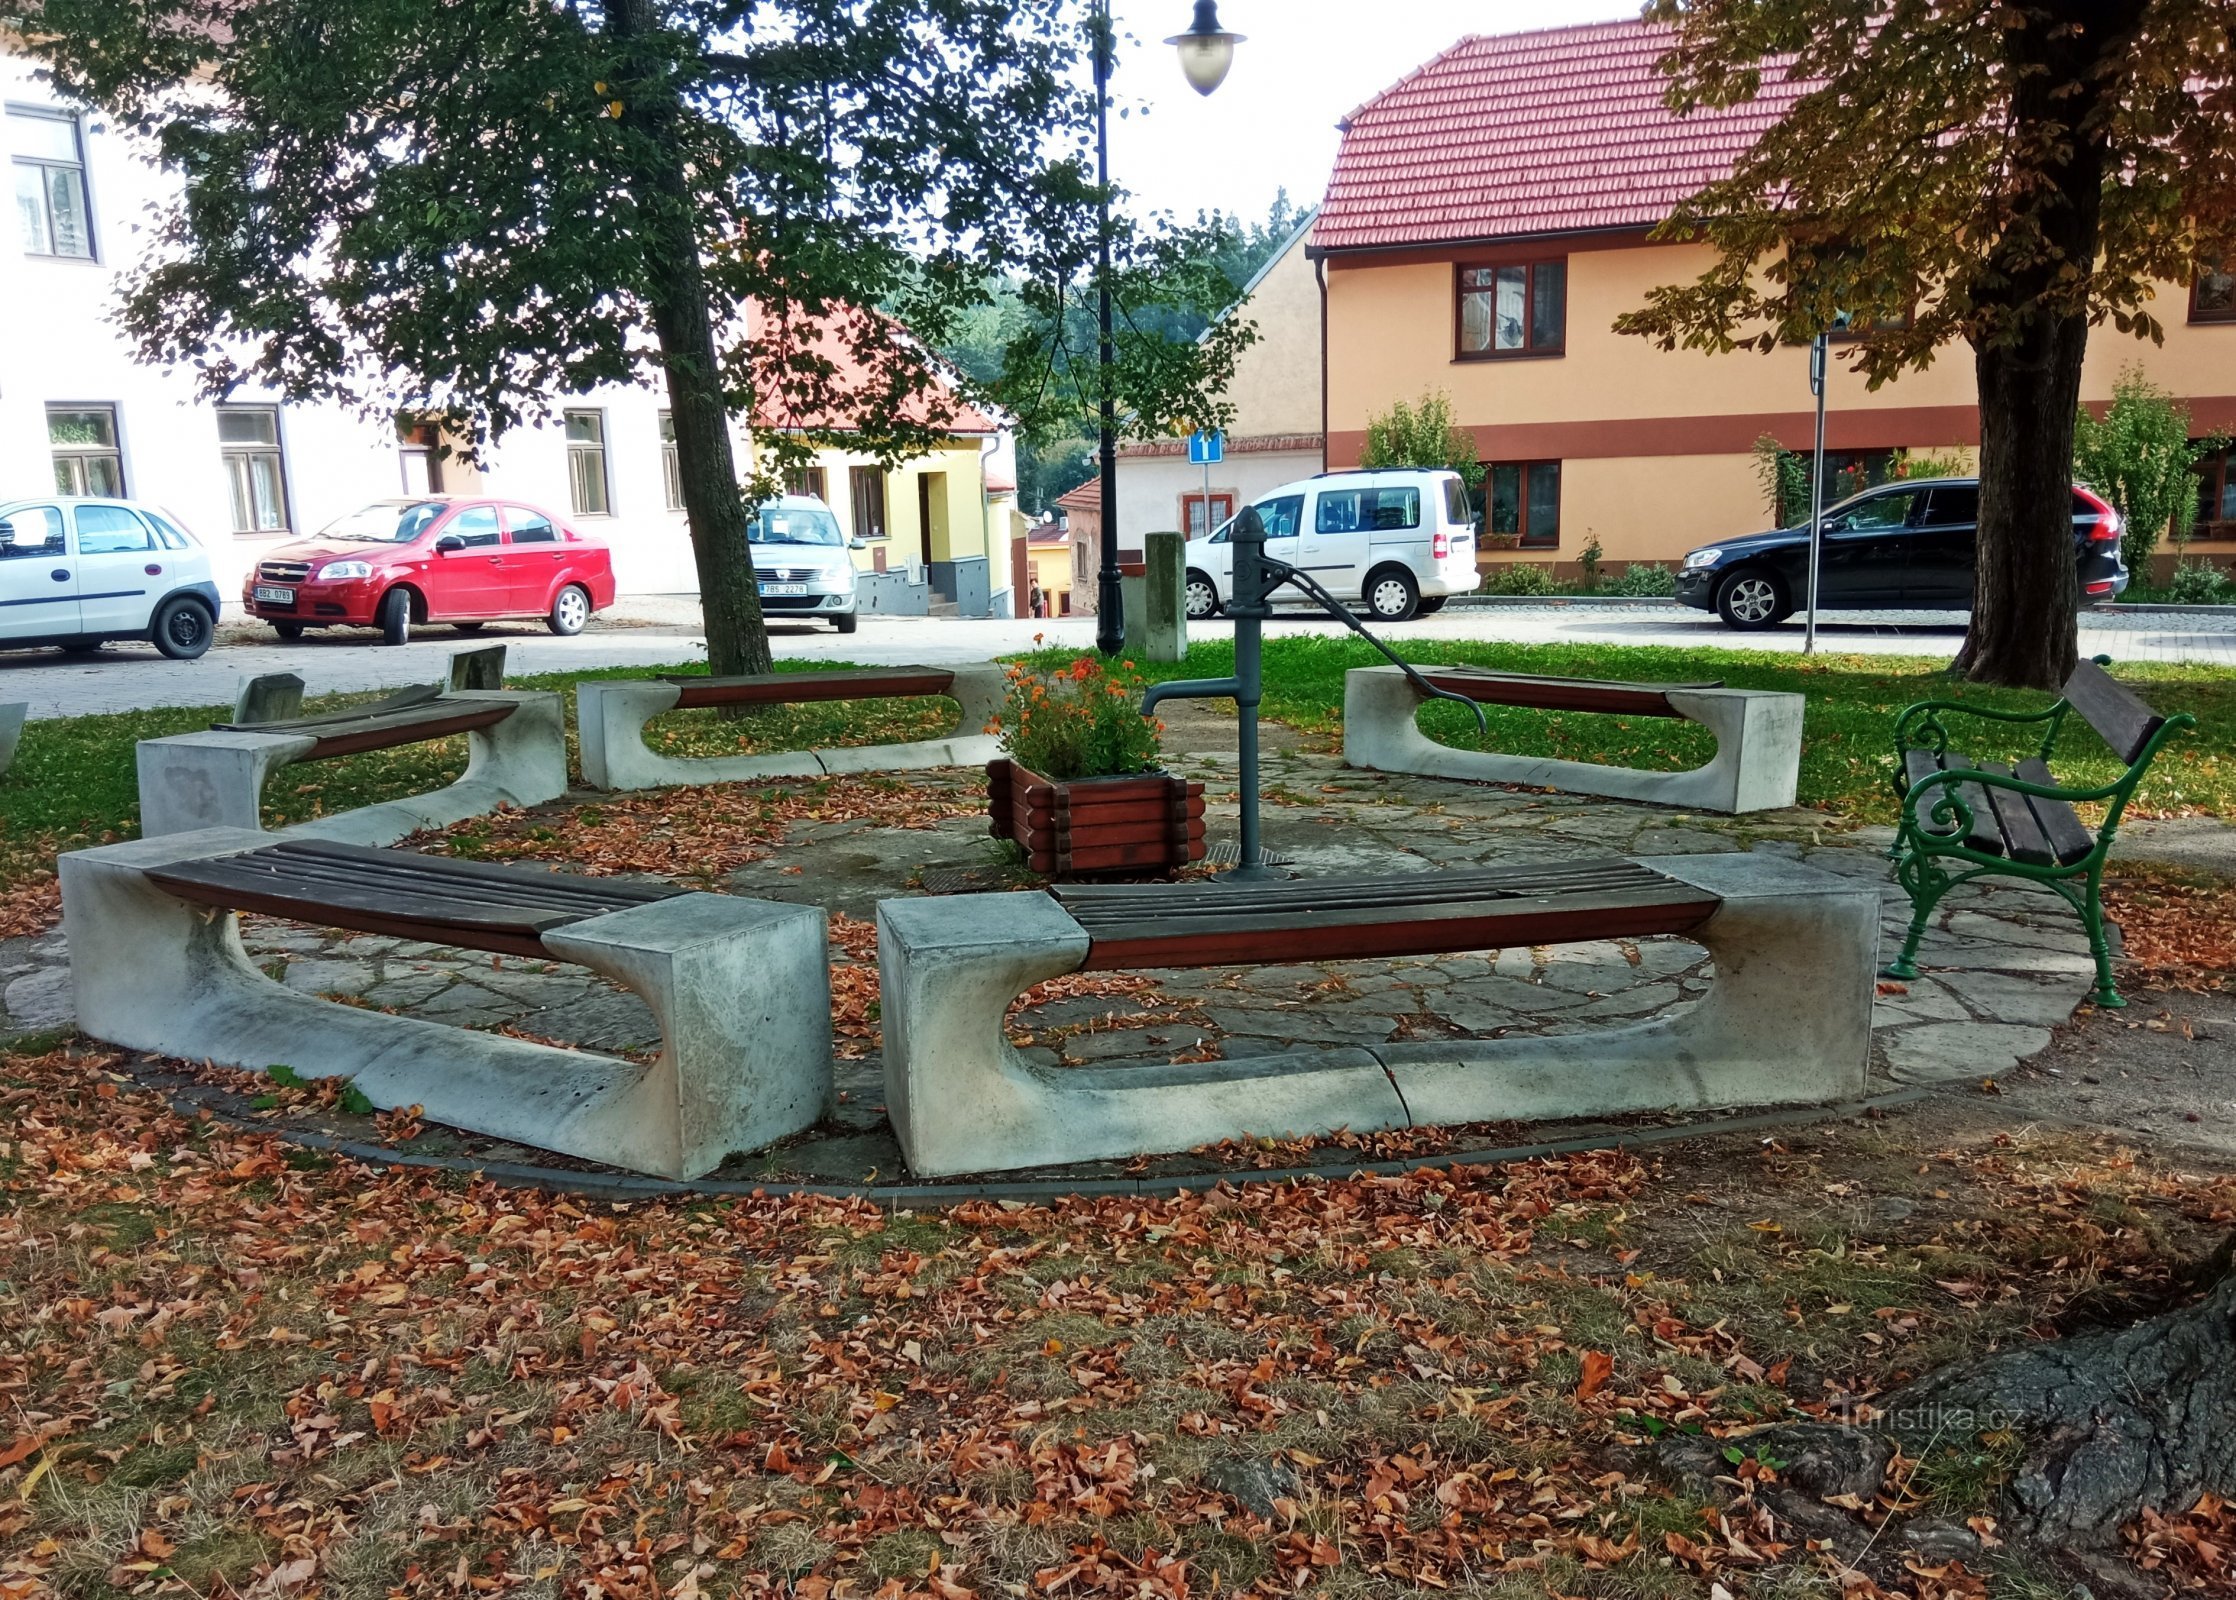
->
8;595;2232;720
3;731;2162;1186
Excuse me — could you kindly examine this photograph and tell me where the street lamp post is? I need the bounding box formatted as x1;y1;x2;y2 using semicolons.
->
1091;1;1244;657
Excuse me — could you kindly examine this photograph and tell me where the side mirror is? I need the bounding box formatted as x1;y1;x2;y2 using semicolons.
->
434;533;465;554
849;536;869;550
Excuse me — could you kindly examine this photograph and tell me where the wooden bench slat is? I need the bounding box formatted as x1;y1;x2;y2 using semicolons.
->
1900;750;2005;856
147;864;581;960
1077;882;1722;971
666;668;957;710
1060;871;1664;925
300;703;516;761
1413;667;1723;719
264;841;683;906
2062;659;2165;765
1055;860;1658;918
2013;759;2099;866
1972;759;2057;866
213;853;649;919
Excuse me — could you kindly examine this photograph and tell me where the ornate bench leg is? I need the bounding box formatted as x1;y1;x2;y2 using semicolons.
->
2078;863;2124;1010
878;894;1406;1177
136;731;317;838
61;830;832;1180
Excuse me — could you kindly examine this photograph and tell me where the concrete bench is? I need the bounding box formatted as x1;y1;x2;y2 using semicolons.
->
137;683;567;846
877;852;1877;1176
60;831;829;1178
577;666;1003;790
1344;665;1805;814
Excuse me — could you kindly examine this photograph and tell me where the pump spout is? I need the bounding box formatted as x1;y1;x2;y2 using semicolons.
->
1140;675;1243;719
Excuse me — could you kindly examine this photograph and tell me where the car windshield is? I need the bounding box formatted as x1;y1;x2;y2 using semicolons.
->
316;501;449;543
753;505;844;546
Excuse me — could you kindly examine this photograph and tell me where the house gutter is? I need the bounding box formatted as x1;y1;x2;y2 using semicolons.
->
1316;253;1330;473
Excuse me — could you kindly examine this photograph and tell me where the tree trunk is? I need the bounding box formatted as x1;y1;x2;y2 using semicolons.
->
1953;0;2140;690
607;0;772;680
1961;323;2088;689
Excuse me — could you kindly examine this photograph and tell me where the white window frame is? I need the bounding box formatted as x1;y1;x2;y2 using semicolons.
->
9;104;96;261
48;403;125;496
657;410;683;512
216;403;292;534
565;408;612;516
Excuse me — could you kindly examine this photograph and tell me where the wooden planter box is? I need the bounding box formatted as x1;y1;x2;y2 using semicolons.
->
987;758;1207;877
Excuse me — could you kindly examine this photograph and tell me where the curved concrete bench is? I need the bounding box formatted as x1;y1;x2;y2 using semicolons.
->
1344;665;1804;814
877;853;1876;1177
60;830;829;1179
136;686;568;847
577;665;1004;790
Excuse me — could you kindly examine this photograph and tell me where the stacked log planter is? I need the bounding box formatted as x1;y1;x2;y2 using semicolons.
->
987;759;1207;877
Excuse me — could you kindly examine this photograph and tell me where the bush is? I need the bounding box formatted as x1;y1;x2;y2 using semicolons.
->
1610;562;1677;597
1360;391;1485;492
1578;534;1604;590
993;656;1164;781
1491;562;1558;596
2167;561;2234;606
2074;366;2226;575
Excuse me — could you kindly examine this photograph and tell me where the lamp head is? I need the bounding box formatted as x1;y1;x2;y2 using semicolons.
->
1166;0;1243;96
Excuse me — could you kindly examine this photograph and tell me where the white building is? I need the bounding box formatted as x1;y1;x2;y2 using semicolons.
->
2;47;1017;607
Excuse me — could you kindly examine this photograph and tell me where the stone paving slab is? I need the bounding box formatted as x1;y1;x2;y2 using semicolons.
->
11;732;2213;1184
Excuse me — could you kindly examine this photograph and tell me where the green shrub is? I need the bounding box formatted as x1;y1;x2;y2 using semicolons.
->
993;656;1164;780
1360;391;1485;491
1578;534;1604;590
2074;365;2228;575
2167;561;2234;606
1610;562;1678;597
1491;562;1558;596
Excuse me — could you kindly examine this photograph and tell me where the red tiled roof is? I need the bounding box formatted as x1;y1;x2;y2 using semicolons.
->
746;300;1002;436
1311;19;1803;253
1055;477;1101;513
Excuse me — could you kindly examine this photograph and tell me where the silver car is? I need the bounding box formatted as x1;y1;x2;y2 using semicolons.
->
751;495;862;633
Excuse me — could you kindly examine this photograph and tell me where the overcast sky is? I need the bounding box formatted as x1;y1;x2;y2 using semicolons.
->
1099;0;1637;226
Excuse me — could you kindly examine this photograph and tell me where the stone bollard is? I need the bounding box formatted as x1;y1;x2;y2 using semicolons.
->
232;672;305;725
1136;531;1188;663
0;702;24;778
450;644;507;691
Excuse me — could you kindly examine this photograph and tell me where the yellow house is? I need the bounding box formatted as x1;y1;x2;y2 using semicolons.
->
1312;20;2236;580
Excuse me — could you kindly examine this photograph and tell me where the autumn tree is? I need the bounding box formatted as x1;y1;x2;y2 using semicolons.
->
1616;0;2236;688
9;0;1243;673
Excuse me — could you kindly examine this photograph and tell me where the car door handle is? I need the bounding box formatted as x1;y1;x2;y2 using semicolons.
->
50;568;69;582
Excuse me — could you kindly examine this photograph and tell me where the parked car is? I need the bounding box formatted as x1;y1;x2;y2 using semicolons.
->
1182;468;1483;623
242;496;616;645
749;495;862;634
1675;478;2128;629
0;496;221;659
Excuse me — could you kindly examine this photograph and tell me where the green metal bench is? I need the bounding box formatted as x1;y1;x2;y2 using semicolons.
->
1886;657;2194;1008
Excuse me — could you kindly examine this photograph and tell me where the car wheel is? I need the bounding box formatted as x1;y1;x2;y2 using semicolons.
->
152;597;215;660
833;612;859;635
1363;565;1420;623
1184;570;1221;620
1415;596;1448;615
548;584;591;637
377;588;413;646
272;621;305;642
1714;568;1787;630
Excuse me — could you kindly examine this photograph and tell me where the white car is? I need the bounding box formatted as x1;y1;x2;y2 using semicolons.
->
0;497;221;659
1182;468;1482;623
750;494;862;633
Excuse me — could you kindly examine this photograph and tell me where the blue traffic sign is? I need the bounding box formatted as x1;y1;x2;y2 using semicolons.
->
1187;429;1225;466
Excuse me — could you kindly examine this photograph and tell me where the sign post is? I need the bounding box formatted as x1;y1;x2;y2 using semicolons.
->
1806;335;1829;657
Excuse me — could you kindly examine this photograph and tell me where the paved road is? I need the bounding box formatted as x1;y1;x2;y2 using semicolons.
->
6;598;2230;720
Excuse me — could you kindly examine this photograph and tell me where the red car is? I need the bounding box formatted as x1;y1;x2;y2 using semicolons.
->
242;497;617;645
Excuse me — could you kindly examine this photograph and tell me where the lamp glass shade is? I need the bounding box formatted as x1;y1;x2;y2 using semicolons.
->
1173;31;1237;95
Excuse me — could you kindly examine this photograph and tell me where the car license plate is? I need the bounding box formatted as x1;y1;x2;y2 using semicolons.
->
253;585;295;604
759;582;809;597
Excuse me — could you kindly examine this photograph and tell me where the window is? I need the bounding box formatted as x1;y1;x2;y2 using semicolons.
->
217;404;290;534
787;466;829;502
75;503;153;553
2196;444;2236;535
1457;260;1565;358
49;405;123;495
10;107;92;259
142;509;193;549
1840;487;1924;529
1254;493;1305;538
564;409;610;515
0;505;65;556
506;506;558;544
1485;462;1561;548
1181;492;1234;537
446;505;502;547
657;411;683;511
397;420;444;495
2191;265;2235;324
1919;485;1979;527
1315;486;1420;534
849;465;887;541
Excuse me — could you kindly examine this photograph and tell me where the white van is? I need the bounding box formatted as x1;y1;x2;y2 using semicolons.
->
1181;468;1481;622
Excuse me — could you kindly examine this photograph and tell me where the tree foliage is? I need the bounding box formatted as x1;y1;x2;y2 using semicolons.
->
1615;0;2236;688
1359;392;1484;490
2074;365;2227;572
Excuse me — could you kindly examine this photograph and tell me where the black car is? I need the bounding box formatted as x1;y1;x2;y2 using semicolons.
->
1674;478;2129;629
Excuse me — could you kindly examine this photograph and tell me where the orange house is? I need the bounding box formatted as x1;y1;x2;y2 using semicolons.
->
1310;20;2236;578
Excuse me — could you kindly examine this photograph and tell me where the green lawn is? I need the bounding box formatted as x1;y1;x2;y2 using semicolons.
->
1021;634;2236;825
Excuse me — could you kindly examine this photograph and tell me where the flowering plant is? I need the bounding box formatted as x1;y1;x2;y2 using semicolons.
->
990;653;1164;782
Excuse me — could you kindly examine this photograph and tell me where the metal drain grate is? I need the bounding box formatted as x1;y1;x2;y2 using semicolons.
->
1203;842;1295;869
